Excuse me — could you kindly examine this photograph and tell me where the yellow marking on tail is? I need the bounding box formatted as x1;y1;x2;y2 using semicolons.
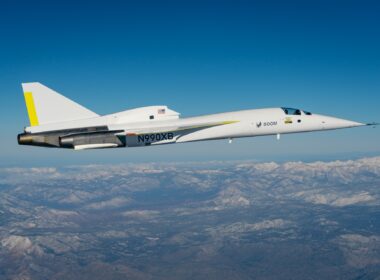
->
24;92;39;126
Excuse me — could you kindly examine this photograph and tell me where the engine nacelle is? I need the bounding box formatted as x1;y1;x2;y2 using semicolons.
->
18;133;60;147
60;132;125;149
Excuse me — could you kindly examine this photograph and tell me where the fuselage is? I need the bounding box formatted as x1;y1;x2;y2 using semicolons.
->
18;106;366;150
118;107;365;147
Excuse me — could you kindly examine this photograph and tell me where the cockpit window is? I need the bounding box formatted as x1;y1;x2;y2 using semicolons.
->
281;107;312;115
281;107;302;115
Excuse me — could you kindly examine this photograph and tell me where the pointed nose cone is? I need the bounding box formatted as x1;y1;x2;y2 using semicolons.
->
319;115;365;130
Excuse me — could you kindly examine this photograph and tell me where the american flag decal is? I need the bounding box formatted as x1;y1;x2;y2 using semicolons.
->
158;108;166;114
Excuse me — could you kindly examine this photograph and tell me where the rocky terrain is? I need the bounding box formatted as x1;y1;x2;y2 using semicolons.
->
1;157;380;279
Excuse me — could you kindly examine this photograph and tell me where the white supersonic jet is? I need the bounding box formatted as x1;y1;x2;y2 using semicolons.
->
18;82;376;150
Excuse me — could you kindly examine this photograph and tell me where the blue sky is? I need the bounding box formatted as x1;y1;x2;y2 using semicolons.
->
0;0;379;166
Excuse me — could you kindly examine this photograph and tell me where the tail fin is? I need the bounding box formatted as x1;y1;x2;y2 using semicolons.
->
22;82;98;126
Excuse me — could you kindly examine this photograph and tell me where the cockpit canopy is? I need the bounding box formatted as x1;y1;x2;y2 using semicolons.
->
281;107;312;115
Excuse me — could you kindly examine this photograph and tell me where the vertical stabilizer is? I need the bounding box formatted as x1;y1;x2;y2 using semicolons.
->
22;82;98;126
